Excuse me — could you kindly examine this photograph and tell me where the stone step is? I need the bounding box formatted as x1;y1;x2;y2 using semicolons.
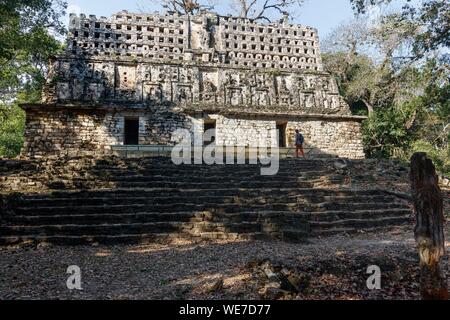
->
102;176;303;183
8;209;409;227
310;215;412;230
14;202;299;216
311;224;411;237
0;220;269;237
0;231;267;245
19;188;398;201
0;155;414;245
90;160;328;168
14;194;401;208
6;210;302;226
112;180;316;189
16;195;295;207
87;168;331;177
299;202;409;212
103;175;315;183
87;165;328;174
308;208;412;221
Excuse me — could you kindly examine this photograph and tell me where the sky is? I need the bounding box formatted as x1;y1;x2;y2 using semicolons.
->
65;0;357;41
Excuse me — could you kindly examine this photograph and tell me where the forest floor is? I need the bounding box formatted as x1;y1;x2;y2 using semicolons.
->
1;225;448;300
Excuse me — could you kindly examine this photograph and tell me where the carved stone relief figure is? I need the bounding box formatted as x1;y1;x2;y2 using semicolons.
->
144;83;163;103
229;89;243;106
321;77;330;91
309;77;318;90
224;73;237;86
176;87;187;104
200;29;211;49
323;96;330;109
58;62;71;79
254;89;270;106
301;93;315;109
86;83;105;101
201;81;217;103
86;63;95;79
56;83;71;101
277;77;293;106
180;68;195;90
223;71;243;105
296;75;307;90
255;75;264;88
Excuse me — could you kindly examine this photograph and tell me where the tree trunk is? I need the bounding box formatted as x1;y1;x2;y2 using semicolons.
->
410;152;448;300
361;99;374;116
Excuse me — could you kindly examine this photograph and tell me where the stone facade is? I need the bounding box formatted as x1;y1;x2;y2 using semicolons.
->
21;10;366;159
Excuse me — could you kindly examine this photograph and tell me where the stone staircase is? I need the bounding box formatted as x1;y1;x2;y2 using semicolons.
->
0;157;414;245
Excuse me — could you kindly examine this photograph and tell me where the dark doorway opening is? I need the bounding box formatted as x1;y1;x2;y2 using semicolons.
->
204;120;216;146
124;118;139;145
276;122;287;148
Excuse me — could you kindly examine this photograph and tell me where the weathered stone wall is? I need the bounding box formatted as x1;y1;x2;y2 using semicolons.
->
286;120;365;158
215;117;277;147
22;109;364;159
22;108;194;157
23;110;113;158
215;116;365;158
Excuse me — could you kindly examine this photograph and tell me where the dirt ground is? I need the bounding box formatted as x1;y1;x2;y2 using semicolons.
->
1;226;448;300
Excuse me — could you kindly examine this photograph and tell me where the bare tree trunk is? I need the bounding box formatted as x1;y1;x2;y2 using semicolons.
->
361;99;374;116
410;152;448;300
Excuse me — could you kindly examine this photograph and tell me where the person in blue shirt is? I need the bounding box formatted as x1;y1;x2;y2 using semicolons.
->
295;129;305;158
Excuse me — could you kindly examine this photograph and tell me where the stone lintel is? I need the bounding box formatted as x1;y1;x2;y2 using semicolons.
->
184;109;368;122
19;103;152;112
20;103;367;122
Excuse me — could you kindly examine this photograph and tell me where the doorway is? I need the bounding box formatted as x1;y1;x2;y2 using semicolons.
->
203;120;216;146
276;122;287;148
124;117;139;145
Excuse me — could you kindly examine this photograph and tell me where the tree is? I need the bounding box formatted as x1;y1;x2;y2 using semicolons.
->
231;0;305;22
350;0;449;59
370;14;418;67
362;103;416;158
323;13;422;116
0;0;66;157
410;153;448;300
322;18;369;60
0;0;66;104
0;1;66;60
322;19;395;115
323;4;448;175
158;0;215;15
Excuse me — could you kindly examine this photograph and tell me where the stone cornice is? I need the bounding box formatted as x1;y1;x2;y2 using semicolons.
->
184;109;368;122
54;54;332;76
20;103;367;122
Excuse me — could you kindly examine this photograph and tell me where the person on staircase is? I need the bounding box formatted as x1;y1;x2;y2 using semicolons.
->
295;129;305;158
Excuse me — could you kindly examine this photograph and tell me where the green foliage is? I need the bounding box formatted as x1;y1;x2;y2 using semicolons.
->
410;140;450;176
0;0;66;158
350;0;449;58
360;67;449;176
362;102;417;158
322;51;396;115
0;19;64;103
0;104;25;158
326;1;449;176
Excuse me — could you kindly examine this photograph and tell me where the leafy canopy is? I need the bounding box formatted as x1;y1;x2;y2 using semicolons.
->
0;1;66;158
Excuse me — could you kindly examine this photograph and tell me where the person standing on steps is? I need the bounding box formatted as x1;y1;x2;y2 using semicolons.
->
295;129;305;158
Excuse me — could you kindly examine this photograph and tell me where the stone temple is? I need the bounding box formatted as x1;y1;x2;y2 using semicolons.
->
20;10;366;158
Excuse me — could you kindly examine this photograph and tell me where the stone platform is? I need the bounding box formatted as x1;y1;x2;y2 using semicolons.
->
0;157;414;245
